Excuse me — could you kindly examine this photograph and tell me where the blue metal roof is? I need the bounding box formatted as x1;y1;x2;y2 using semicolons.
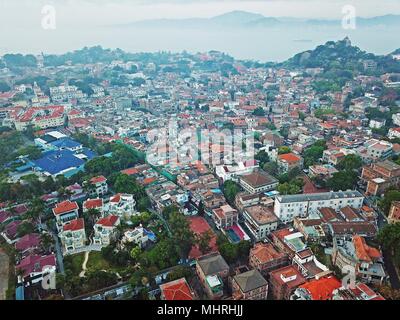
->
50;138;82;150
33;150;86;175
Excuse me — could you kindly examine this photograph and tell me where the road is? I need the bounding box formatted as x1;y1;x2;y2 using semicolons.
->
0;249;9;300
40;223;65;274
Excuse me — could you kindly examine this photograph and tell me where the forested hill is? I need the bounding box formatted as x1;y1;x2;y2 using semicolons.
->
281;37;400;75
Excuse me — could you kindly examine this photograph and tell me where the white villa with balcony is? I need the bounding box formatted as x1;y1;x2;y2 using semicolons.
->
106;193;138;220
52;200;79;232
93;215;120;246
59;218;86;254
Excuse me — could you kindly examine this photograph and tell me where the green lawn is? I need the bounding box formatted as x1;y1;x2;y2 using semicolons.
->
86;252;111;272
64;253;85;276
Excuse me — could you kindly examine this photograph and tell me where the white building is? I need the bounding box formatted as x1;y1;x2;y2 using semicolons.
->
388;127;400;140
369;119;386;129
52;200;80;232
242;205;279;241
122;226;149;248
16;254;57;287
364;139;393;160
89;176;108;197
59;218;86;253
215;161;259;183
392;113;400;126
106;193;137;220
274;191;364;224
93;215;120;246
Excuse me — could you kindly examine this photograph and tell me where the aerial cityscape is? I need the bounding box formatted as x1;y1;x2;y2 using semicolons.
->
1;0;400;305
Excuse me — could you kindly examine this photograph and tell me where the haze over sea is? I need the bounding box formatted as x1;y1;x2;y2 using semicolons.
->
1;0;400;61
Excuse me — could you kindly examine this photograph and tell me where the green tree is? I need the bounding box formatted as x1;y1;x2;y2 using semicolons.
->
17;222;35;237
197;230;213;255
379;190;400;215
197;201;205;217
40;233;54;252
130;246;141;261
263;161;279;177
303;140;327;167
326;171;357;191
168;210;195;259
255;150;270;167
337;154;363;171
166;266;193;282
222;180;241;204
277;182;301;195
378;223;400;265
252;107;266;117
278;146;291;155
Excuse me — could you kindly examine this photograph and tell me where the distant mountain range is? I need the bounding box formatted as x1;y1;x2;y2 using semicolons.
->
119;10;400;29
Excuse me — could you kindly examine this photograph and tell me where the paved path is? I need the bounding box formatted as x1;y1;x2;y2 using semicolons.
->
0;249;9;300
79;251;90;278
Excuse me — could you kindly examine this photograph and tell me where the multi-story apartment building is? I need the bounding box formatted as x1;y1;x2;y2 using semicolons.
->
212;204;238;230
243;205;279;241
59;218;86;253
249;243;289;275
274;191;364;223
196;252;229;299
83;198;104;214
239;170;279;194
361;160;400;196
231;269;268;300
269;265;306;300
13;106;66;131
364;139;393;161
107;193;137;220
332;235;386;286
277;153;304;173
93;215;120;246
52;200;79;231
89;175;108;197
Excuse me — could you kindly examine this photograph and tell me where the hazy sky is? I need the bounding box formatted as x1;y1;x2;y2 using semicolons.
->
0;0;399;59
1;0;400;29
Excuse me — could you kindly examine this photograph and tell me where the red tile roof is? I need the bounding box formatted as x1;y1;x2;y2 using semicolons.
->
251;243;286;264
90;175;107;184
110;193;121;203
299;276;341;300
17;254;56;277
96;215;119;227
278;153;301;163
121;168;139;176
53;200;78;215
63;218;85;232
143;177;157;185
15;233;41;252
353;235;382;263
83;198;103;210
160;278;194;300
